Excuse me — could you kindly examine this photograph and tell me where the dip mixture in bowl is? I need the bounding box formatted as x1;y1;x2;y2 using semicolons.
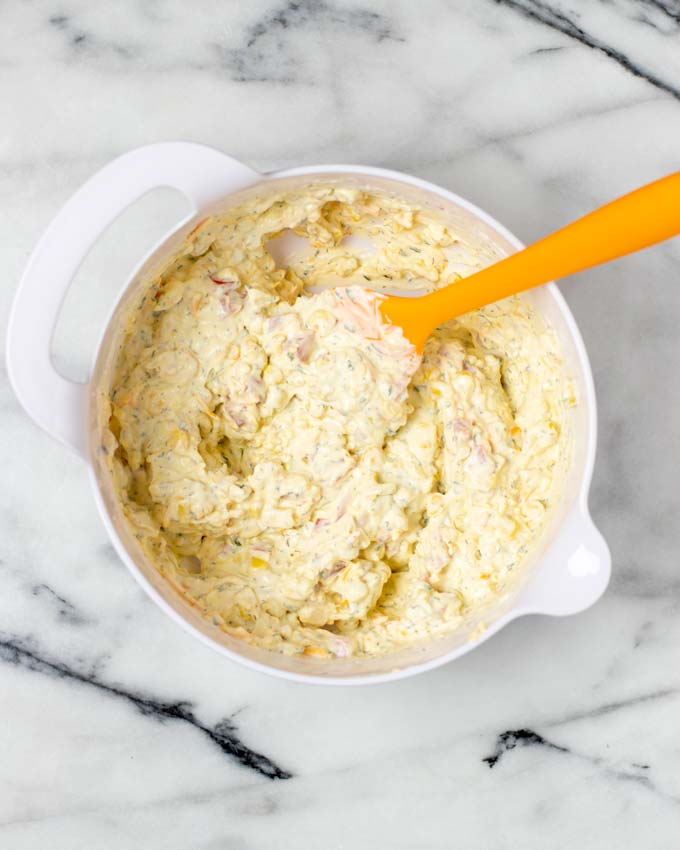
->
104;184;572;658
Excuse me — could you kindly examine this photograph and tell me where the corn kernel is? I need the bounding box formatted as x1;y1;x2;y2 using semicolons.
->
303;646;328;657
251;557;268;569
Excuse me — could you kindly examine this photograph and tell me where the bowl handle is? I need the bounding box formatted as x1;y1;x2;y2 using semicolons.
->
6;142;261;458
514;502;611;616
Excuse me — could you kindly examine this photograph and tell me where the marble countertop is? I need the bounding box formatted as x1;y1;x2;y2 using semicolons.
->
2;1;680;847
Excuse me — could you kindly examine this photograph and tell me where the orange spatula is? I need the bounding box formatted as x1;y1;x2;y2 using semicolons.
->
380;172;680;351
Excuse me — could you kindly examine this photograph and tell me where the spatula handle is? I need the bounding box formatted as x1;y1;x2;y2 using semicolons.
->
384;171;680;350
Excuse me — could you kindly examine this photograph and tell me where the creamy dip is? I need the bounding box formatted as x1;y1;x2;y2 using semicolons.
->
103;184;572;658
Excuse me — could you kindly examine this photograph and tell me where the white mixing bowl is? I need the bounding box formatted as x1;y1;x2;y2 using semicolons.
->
6;142;611;684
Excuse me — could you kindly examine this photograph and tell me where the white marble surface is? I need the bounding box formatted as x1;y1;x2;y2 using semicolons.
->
2;0;680;847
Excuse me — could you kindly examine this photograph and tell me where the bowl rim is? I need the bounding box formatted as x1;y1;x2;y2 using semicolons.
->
88;161;603;685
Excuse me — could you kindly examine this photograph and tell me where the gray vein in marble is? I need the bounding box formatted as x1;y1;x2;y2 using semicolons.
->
0;781;281;832
215;0;403;83
48;12;139;59
479;685;680;803
632;618;655;648
483;726;680;805
529;45;566;54
483;728;568;767
637;0;680;25
30;583;90;626
0;635;292;781
608;572;680;599
544;686;680;728
386;93;659;174
493;0;680;99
